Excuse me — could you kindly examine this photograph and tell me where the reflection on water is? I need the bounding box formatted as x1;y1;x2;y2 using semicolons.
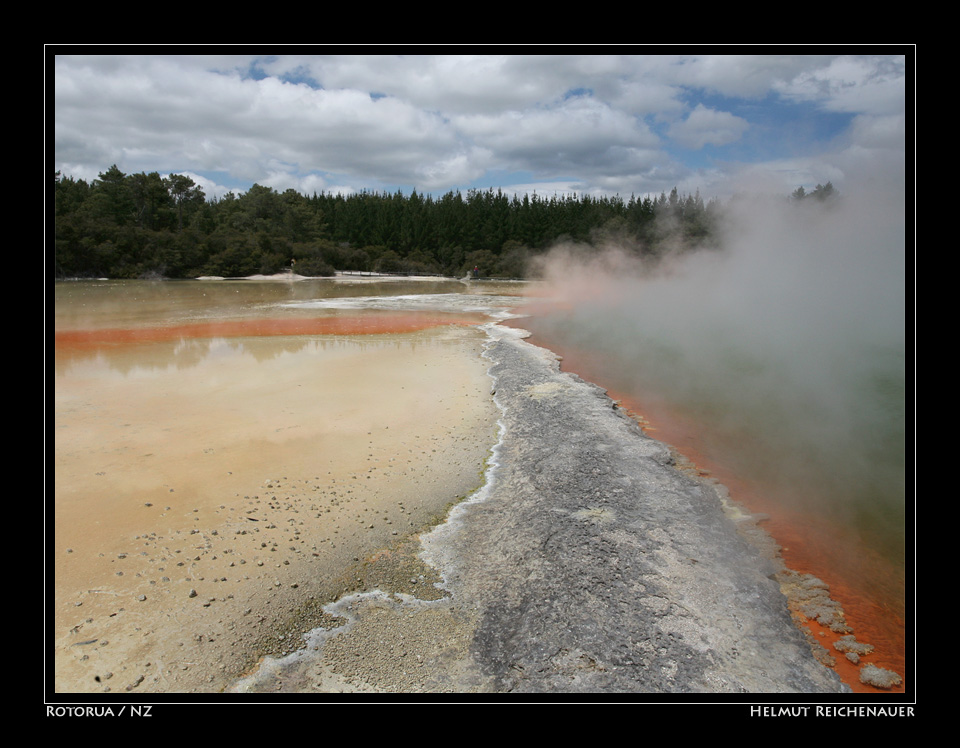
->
53;277;524;374
54;316;486;374
52;278;506;627
53;280;518;455
55;328;462;378
54;275;906;690
53;277;492;332
53;279;508;694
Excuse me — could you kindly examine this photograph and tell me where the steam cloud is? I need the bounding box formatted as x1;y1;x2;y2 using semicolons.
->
527;174;907;558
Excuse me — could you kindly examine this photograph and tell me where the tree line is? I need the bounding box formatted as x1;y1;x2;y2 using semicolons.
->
791;182;837;202
53;165;731;280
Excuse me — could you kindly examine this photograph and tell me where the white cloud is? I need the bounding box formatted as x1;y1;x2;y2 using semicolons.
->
455;96;661;175
267;54;569;115
52;51;909;199
672;54;832;98
607;77;687;119
668;104;749;149
55;55;467;189
774;54;907;115
848;112;907;151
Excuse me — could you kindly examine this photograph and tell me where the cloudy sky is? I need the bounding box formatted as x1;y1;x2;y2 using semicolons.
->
51;50;910;202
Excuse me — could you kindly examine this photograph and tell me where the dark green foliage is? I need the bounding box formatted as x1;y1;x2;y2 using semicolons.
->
52;169;731;280
792;182;838;203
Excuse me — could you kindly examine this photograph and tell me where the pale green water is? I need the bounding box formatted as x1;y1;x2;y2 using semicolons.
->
54;276;906;567
522;193;908;578
522;307;907;565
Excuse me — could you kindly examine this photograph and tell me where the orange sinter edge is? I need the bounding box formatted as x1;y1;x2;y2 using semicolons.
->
519;327;906;695
55;312;485;349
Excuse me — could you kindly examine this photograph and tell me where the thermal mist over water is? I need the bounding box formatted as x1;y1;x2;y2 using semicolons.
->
526;182;907;564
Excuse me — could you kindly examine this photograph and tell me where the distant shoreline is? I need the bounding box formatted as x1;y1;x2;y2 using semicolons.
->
57;271;529;284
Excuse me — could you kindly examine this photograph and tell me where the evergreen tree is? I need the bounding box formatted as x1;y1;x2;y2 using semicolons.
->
164;174;204;231
53;166;731;279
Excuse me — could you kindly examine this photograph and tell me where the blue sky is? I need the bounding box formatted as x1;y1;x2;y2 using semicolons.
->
51;50;909;202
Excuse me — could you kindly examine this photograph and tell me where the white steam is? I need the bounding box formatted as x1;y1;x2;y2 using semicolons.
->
528;177;907;552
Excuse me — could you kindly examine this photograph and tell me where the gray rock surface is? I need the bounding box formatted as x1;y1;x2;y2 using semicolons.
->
234;325;848;694
439;328;845;693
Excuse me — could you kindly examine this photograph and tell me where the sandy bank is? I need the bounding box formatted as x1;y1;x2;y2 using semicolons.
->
194;272;463;283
